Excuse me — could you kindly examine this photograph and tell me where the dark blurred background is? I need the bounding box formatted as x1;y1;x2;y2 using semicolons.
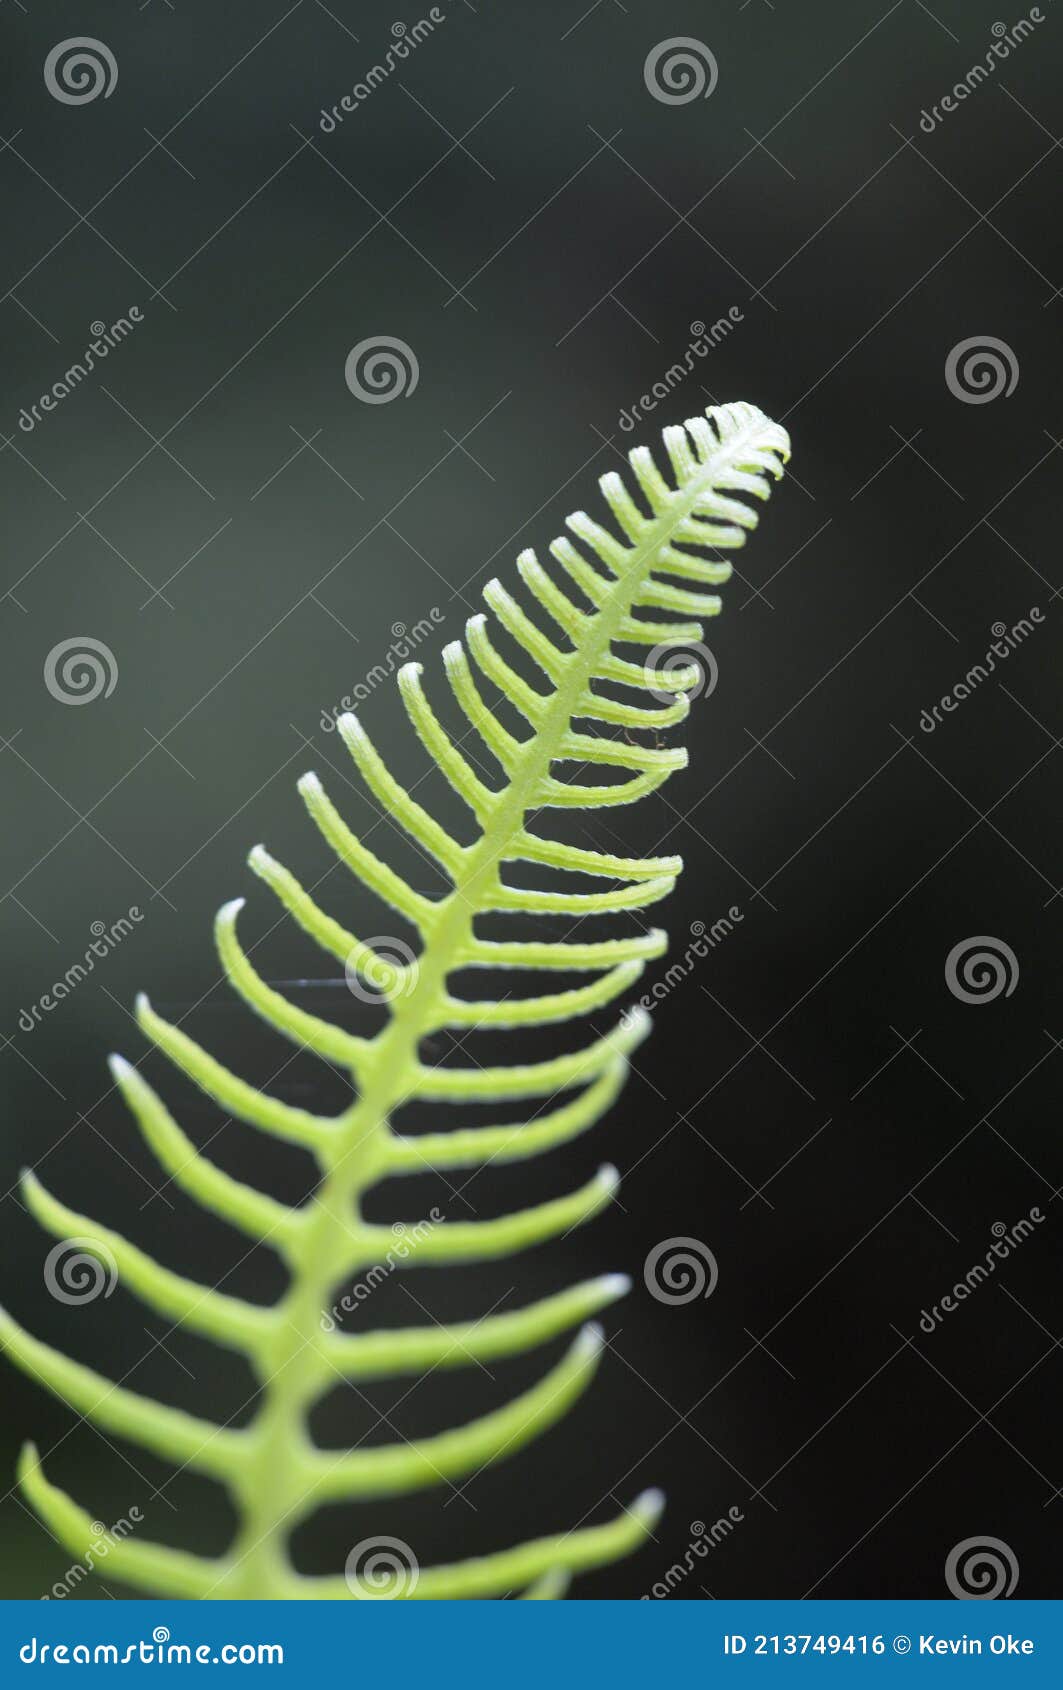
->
1;0;1061;1601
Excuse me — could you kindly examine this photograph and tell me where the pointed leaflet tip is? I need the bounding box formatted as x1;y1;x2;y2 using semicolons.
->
336;711;364;742
624;1005;653;1043
17;1442;40;1481
632;1487;666;1526
598;1163;621;1197
218;897;246;923
18;1165;44;1208
574;1321;605;1360
297;770;323;796
598;1272;632;1300
107;1053;134;1083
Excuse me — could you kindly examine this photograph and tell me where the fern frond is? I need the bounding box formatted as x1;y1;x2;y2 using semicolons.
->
4;402;789;1598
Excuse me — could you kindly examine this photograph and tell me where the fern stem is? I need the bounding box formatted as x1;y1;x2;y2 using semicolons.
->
221;434;753;1594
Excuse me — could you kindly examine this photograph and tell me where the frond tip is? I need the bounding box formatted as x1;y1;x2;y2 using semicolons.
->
7;401;789;1598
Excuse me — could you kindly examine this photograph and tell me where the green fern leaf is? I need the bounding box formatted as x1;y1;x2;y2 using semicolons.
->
3;401;790;1599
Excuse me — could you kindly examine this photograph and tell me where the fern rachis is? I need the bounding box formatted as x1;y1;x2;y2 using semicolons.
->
3;401;790;1598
